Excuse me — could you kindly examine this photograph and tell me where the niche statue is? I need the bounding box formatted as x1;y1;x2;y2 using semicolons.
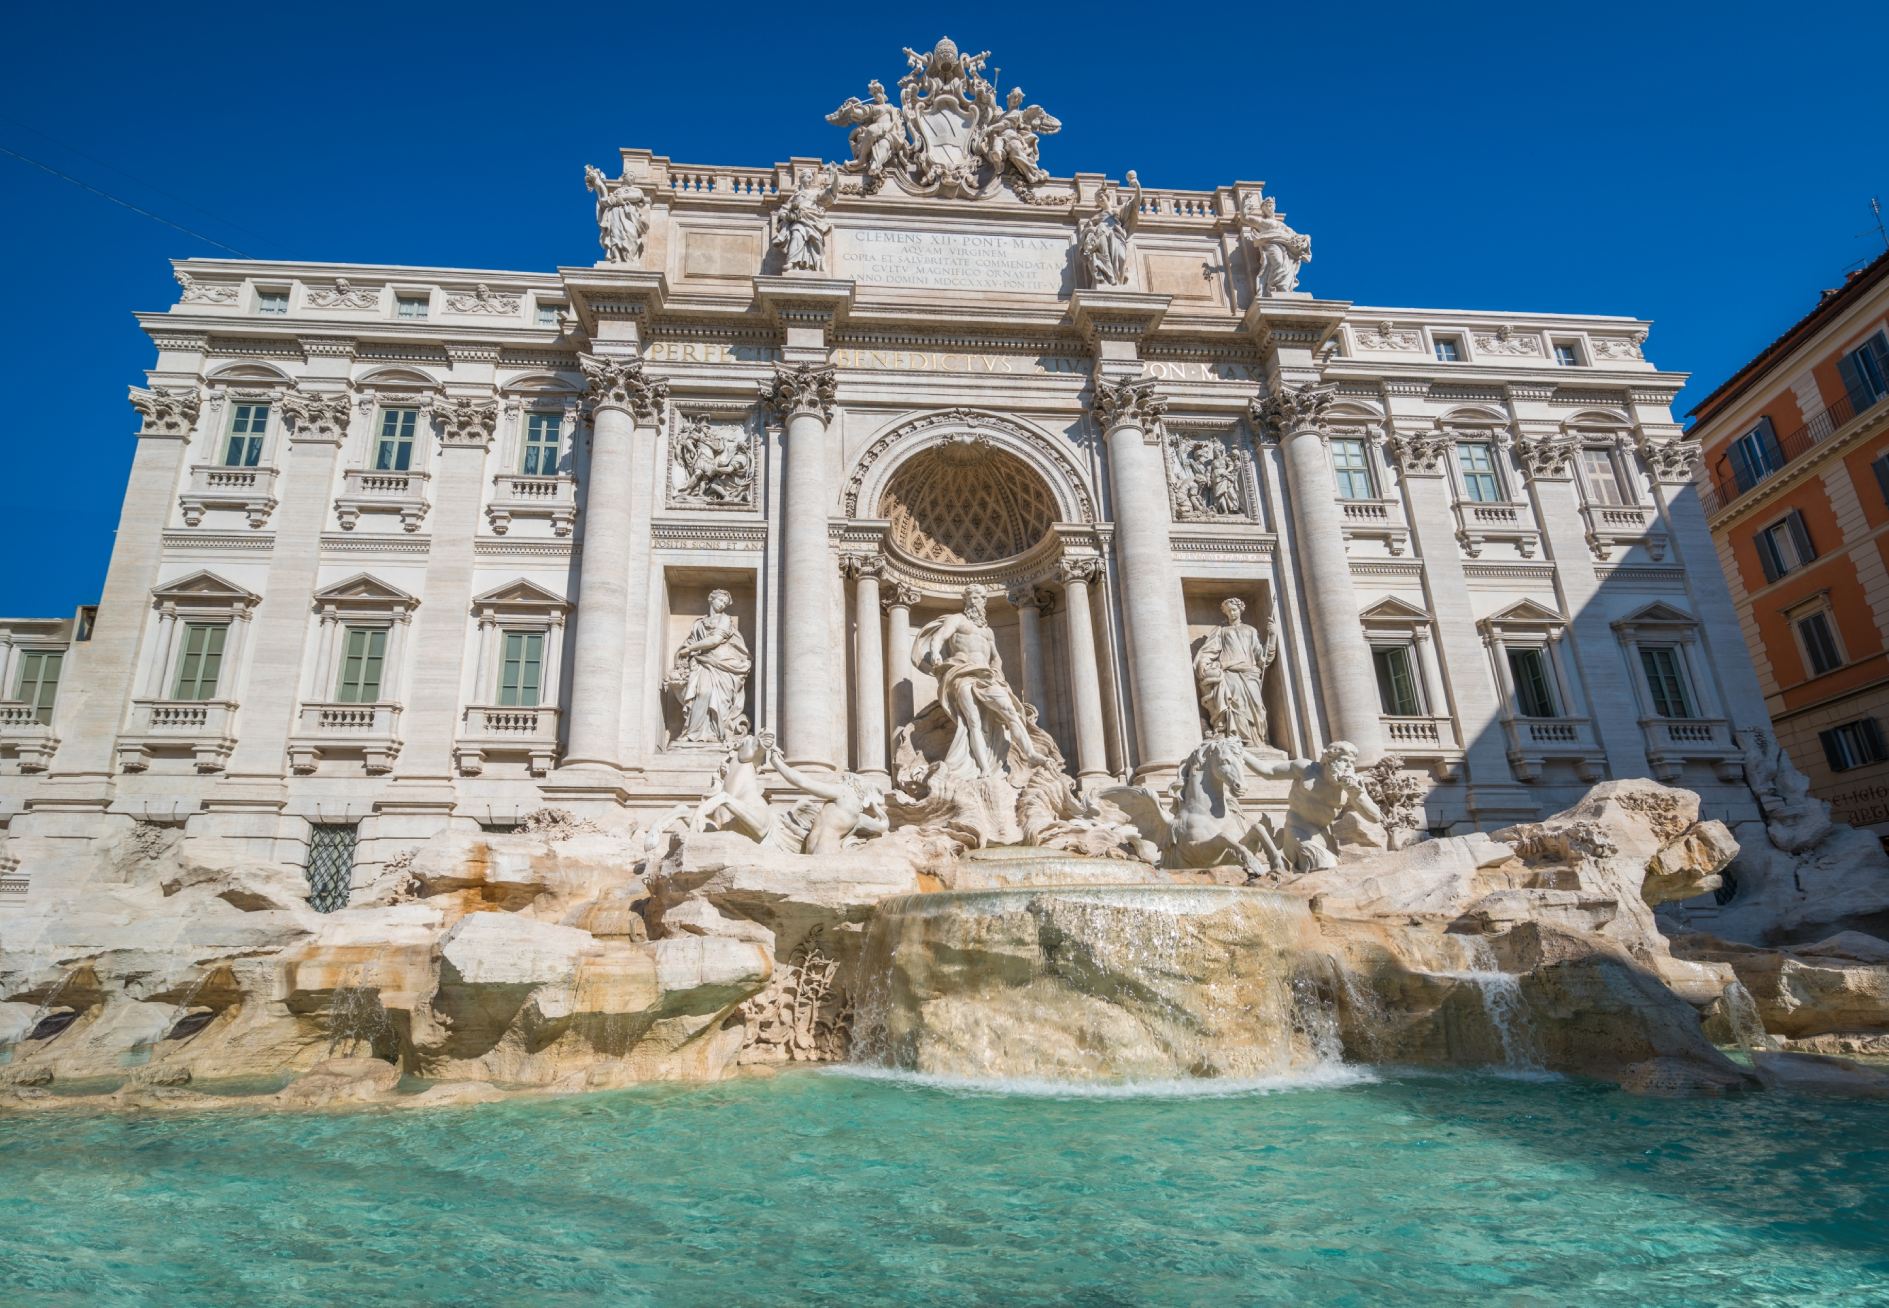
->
665;590;751;744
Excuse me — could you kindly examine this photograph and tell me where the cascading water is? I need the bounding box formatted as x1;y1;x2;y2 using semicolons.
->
850;880;1355;1085
1442;968;1545;1073
325;980;392;1058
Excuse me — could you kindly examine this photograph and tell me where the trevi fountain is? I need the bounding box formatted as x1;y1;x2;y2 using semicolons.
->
4;37;1889;1308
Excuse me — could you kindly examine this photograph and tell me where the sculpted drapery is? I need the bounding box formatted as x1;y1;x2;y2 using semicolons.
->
668;590;752;744
1194;598;1277;749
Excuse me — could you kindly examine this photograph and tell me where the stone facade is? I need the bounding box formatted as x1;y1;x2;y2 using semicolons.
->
0;38;1776;903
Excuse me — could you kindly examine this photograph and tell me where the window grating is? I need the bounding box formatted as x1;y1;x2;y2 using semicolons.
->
305;823;357;913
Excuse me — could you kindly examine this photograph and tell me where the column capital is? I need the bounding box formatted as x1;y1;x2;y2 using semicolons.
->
437;395;500;449
839;551;884;580
128;385;200;439
1091;376;1167;434
1384;428;1451;476
1636;431;1702;484
1006;582;1052;613
1057;556;1103;586
762;362;838;422
280;387;353;445
579;353;668;421
1250;382;1334;441
1515;431;1578;481
882;581;921;611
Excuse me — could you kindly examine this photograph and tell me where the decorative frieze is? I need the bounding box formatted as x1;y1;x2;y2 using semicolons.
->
445;284;521;315
1354;321;1418;351
174;270;238;304
1473;325;1541;356
1591;334;1647;362
305;279;380;310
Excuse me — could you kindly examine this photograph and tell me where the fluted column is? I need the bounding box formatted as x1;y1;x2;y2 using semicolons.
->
763;363;840;770
883;582;919;742
1255;384;1385;758
842;553;888;782
1093;377;1201;779
1058;557;1111;787
1007;582;1049;715
562;354;667;772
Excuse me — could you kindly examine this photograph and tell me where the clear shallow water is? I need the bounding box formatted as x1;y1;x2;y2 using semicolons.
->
3;1069;1887;1307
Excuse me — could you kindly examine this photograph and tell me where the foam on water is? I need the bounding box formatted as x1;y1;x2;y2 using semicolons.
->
828;1061;1378;1100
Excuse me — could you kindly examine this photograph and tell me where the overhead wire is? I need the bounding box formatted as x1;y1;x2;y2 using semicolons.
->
0;143;253;258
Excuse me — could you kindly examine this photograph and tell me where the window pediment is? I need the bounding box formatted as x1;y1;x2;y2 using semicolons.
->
1358;595;1432;625
313;573;420;614
472;579;569;617
1481;599;1566;630
151;570;260;611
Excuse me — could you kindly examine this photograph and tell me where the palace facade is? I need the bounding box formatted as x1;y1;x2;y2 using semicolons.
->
0;40;1774;899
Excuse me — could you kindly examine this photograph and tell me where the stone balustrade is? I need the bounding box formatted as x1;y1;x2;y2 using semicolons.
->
1339;496;1411;555
486;473;577;537
1500;714;1604;783
1452;500;1540;558
1580;501;1666;560
335;468;431;532
288;701;403;775
118;698;238;772
179;464;279;529
456;704;561;778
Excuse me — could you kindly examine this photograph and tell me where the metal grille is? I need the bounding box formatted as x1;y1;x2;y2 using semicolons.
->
305;824;357;913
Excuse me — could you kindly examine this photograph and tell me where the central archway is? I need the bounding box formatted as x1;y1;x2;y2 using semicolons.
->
878;441;1059;567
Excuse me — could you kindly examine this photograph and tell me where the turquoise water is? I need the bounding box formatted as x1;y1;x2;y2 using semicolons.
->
3;1068;1888;1307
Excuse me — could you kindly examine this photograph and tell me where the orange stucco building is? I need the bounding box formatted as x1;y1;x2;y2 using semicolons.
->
1697;249;1889;838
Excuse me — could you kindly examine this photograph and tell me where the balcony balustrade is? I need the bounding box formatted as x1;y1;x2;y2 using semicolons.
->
117;698;238;772
1452;500;1540;559
1702;386;1889;516
486;473;577;536
1339;497;1411;555
456;704;561;777
335;468;430;532
288;701;402;774
179;464;279;529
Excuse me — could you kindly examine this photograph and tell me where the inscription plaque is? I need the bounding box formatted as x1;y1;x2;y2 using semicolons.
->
834;228;1071;295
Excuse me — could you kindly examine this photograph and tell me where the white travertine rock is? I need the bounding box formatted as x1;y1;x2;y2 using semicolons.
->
656;897;776;949
1752;1050;1889;1099
1672;932;1889;1039
438;914;595;989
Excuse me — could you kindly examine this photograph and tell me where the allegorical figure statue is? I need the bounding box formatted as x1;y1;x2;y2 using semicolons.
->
770;168;835;273
1246;741;1383;873
666;590;751;744
826;79;907;183
1195;598;1278;750
585;164;650;265
974;86;1061;186
674;417;753;504
912;584;1049;779
1239;195;1311;297
1076;170;1141;289
765;742;892;855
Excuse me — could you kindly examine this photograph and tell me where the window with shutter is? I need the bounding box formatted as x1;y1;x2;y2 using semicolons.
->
1639;646;1694;718
1507;647;1559;718
1820;719;1889;772
498;630;544;707
1871;453;1889;507
334;626;387;703
1793;609;1843;676
1372;646;1423;716
1840;332;1889;412
172;623;228;700
15;650;62;724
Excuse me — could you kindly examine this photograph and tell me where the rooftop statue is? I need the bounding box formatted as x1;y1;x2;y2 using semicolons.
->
1239;194;1311;297
770;167;836;273
1076;172;1141;288
584;164;651;265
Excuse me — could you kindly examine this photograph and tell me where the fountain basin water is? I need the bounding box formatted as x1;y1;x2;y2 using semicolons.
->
854;884;1343;1083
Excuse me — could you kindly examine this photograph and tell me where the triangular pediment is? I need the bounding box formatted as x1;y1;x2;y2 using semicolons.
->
1484;599;1566;627
151;570;260;605
1614;601;1696;628
1358;596;1432;623
471;579;568;609
313;573;420;607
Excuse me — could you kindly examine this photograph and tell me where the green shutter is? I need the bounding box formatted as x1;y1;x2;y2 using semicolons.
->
17;650;62;724
336;627;386;703
499;631;543;707
174;624;227;700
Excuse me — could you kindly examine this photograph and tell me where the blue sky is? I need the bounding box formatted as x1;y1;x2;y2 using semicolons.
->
2;0;1883;617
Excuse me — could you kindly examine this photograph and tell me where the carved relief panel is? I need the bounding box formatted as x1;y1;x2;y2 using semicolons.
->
1164;423;1259;522
666;407;762;511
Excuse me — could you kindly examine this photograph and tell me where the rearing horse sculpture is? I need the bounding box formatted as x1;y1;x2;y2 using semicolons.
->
1100;736;1278;880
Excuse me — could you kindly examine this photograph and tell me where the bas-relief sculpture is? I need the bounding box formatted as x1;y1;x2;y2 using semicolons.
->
1076;172;1140;289
672;416;754;505
584;164;651;265
305;278;380;310
1169;434;1244;519
664;590;751;745
770;169;835;273
1194;598;1279;751
1238;194;1311;297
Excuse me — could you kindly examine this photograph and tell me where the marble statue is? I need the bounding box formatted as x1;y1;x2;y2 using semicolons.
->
973;86;1061;187
912;584;1050;779
584;164;650;265
771;168;835;273
1738;728;1834;853
1077;172;1140;289
680;731;773;841
665;590;751;744
674;417;753;504
1239;195;1311;297
765;742;892;854
1195;599;1279;750
1245;741;1384;872
827;80;908;183
1099;736;1270;878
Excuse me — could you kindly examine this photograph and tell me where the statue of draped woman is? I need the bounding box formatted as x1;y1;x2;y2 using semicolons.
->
666;590;751;744
1194;597;1278;750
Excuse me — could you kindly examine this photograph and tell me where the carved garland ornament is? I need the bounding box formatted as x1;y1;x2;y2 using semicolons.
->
578;353;668;421
305;279;380;310
761;363;838;422
129;386;201;437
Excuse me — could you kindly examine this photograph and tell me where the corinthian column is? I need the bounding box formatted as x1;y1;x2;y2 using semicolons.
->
842;554;888;783
1254;384;1384;758
883;582;919;740
1093;377;1201;779
1058;557;1111;787
1006;582;1050;715
762;363;840;771
563;353;667;773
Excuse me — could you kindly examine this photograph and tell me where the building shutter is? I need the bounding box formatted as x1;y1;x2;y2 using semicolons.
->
1871;454;1889;506
1786;509;1816;563
1820;726;1846;771
1755;528;1782;583
1863;718;1888;763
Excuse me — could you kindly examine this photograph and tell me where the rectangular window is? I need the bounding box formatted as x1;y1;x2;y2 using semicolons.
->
14;649;62;724
395;294;429;320
304;823;357;914
1821;719;1888;773
1755;510;1816;582
1728;418;1785;492
1373;645;1423;716
535;304;562;328
1838;331;1889;413
1871;453;1889;507
1330;438;1374;499
334;626;388;703
1554;343;1581;367
498;630;545;707
1507;647;1559;718
1433;336;1463;363
224;403;269;467
1639;645;1693;719
1456;442;1501;503
521;413;562;476
172;623;228;700
1581;447;1628;506
374;408;418;471
256;290;289;316
1796;609;1843;677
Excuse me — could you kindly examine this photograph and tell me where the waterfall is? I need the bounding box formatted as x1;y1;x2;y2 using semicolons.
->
1447;970;1544;1073
325;980;392;1059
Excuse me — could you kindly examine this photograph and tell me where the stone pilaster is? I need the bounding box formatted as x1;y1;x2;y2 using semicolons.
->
559;354;668;779
1092;376;1200;779
882;582;919;746
1006;582;1051;717
1057;557;1111;787
1253;384;1385;759
842;553;888;783
763;362;841;770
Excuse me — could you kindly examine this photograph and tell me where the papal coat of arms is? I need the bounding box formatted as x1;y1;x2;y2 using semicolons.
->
826;37;1061;198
